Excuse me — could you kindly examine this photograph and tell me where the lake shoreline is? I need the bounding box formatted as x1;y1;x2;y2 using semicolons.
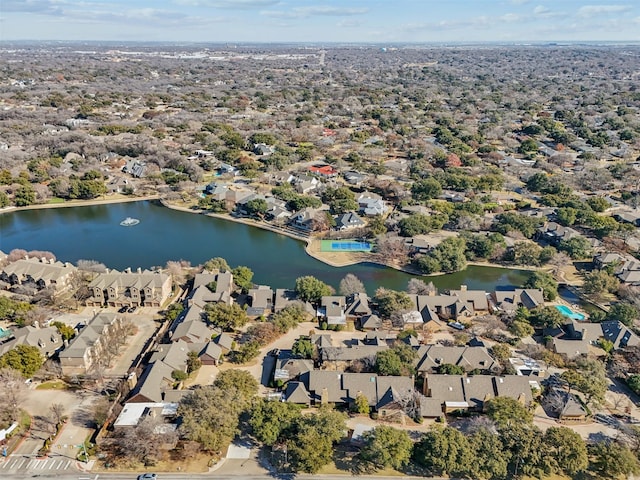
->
1;194;536;286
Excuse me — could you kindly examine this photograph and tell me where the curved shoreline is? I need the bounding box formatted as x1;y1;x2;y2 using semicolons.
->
0;194;159;214
1;194;540;280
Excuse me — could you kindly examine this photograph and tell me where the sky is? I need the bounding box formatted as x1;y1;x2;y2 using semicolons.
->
1;0;639;44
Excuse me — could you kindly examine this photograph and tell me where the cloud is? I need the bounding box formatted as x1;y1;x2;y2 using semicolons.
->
173;0;279;8
577;4;632;18
1;0;65;15
261;5;368;19
500;13;522;23
533;5;565;19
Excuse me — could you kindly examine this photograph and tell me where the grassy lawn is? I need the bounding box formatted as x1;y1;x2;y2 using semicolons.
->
36;379;70;390
47;197;66;204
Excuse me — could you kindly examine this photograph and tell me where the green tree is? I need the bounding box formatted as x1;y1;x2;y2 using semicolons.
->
590;441;640;479
232;265;254;293
353;392;370;415
213;369;258;404
628;374;640;395
0;345;43;377
374;287;412;318
165;303;184;322
605;302;638;327
14;184;36;207
292;336;313;359
178;383;249;452
172;369;188;381
583;270;619;297
499;423;548;478
411;177;442;201
287;406;347;473
490;343;512;362
186;351;202;374
250;398;301;446
203;257;230;272
205;302;248;331
0;191;9;208
494;212;541;238
558;236;592;259
529;306;566;328
359;426;413;471
413;426;473;477
294;276;334;304
556;207;577;226
524;271;558;301
432;237;467;273
485;397;533;426
51;321;75;341
322;186;357;214
468;427;509;480
543;426;588;476
509;320;535;338
374;344;417;376
436;363;465;375
244;198;268;218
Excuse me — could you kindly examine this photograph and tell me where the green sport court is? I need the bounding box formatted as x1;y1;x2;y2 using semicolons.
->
321;240;372;252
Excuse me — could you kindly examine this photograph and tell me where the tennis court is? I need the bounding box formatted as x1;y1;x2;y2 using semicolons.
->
321;240;372;252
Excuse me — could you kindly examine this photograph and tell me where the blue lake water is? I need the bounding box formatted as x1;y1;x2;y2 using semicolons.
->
0;200;530;292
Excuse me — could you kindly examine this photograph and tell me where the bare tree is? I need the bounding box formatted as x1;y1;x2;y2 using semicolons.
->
339;273;366;296
406;278;437;295
0;368;28;426
49;403;66;425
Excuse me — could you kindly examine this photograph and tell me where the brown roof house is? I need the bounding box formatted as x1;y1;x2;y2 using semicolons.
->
59;312;124;375
0;325;62;359
86;270;171;307
0;257;77;292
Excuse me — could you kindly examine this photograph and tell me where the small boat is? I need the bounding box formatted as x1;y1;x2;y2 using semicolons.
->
120;217;140;227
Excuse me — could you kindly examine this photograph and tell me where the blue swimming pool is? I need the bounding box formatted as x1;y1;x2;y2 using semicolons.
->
556;305;586;321
0;327;13;339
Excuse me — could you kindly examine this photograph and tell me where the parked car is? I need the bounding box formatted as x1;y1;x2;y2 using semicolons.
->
127;306;137;313
137;474;157;480
118;306;128;313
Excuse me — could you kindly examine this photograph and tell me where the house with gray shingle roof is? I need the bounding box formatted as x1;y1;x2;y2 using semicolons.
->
0;325;62;359
86;270;171;308
283;381;311;405
0;257;77;292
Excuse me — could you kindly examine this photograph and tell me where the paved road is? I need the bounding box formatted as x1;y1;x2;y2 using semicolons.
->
0;474;451;480
0;454;78;474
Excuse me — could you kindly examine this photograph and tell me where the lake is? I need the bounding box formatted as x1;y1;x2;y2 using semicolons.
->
0;200;531;292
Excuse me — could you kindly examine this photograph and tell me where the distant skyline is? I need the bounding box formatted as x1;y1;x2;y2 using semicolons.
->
1;1;639;44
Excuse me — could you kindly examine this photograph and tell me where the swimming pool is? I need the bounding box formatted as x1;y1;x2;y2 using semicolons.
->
0;327;13;339
556;305;586;321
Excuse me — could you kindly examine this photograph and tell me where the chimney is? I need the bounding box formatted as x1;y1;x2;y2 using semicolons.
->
137;267;142;274
321;387;329;405
460;284;468;291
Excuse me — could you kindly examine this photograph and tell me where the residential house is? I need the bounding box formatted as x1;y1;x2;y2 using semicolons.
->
319;344;388;370
537;222;581;246
213;332;234;353
106;176;133;194
359;314;383;330
357;192;387;216
283;381;311;405
253;143;275;156
0;325;62;359
274;358;314;383
122;160;146;178
415;345;496;375
345;293;372;322
0;257;77;292
289;207;320;232
246;286;274;317
309;164;338;178
343;171;367;186
59;313;124;375
191;271;234;305
292;174;320;194
170;319;213;344
335;212;366;230
86;270;171;308
491;288;545;313
421;374;537;417
113;402;179;430
318;296;347;326
303;370;414;420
